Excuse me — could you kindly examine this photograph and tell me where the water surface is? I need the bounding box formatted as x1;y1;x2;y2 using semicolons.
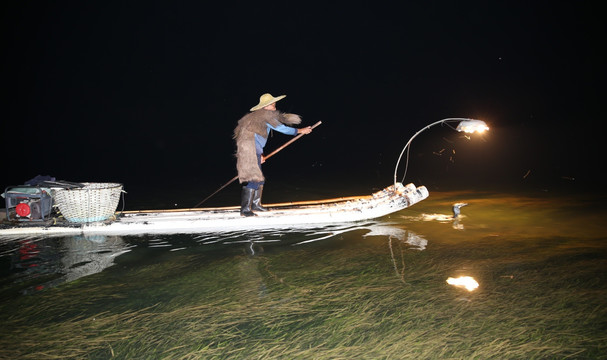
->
0;189;605;359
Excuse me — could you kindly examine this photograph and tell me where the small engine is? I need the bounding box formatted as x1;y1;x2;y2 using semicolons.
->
4;186;53;221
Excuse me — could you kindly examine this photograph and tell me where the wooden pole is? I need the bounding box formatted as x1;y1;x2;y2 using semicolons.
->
263;121;322;161
193;121;322;208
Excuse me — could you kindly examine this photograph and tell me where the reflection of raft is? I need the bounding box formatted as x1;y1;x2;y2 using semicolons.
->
0;183;428;237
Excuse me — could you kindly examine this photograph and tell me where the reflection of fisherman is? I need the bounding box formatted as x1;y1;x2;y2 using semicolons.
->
233;93;312;216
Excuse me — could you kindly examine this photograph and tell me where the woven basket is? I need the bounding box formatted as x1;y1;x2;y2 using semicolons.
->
54;183;123;223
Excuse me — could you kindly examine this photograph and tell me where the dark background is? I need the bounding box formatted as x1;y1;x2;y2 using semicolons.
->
2;2;604;207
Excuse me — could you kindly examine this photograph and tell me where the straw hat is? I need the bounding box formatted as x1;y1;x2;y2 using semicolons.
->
250;93;286;111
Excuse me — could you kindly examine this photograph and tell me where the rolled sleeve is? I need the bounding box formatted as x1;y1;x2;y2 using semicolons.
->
268;123;298;136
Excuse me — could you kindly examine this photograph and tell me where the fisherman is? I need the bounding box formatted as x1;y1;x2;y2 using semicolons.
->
233;93;312;216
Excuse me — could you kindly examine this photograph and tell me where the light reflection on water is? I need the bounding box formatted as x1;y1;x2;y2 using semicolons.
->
1;235;133;295
0;190;606;358
0;221;427;294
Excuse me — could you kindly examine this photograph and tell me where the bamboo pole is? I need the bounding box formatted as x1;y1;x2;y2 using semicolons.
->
124;194;370;214
193;121;322;208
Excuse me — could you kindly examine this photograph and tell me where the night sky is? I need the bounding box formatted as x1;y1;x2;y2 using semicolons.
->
2;2;604;206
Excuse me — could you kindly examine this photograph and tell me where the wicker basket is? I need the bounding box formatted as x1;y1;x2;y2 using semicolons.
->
54;183;123;223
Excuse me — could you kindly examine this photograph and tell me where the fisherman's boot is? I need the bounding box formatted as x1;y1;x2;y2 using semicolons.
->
251;185;267;211
240;187;256;217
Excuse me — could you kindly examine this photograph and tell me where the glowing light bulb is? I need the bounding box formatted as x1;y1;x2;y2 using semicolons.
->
456;120;489;134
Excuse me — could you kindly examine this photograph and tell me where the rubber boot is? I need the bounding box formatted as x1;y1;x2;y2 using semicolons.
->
252;185;267;212
240;187;256;217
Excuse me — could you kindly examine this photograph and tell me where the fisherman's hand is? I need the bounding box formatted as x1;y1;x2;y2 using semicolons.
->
298;126;312;135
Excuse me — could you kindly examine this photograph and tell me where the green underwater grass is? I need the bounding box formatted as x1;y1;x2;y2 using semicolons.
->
1;232;606;360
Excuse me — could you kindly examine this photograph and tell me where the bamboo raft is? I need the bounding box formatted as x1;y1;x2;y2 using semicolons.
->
0;182;428;238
